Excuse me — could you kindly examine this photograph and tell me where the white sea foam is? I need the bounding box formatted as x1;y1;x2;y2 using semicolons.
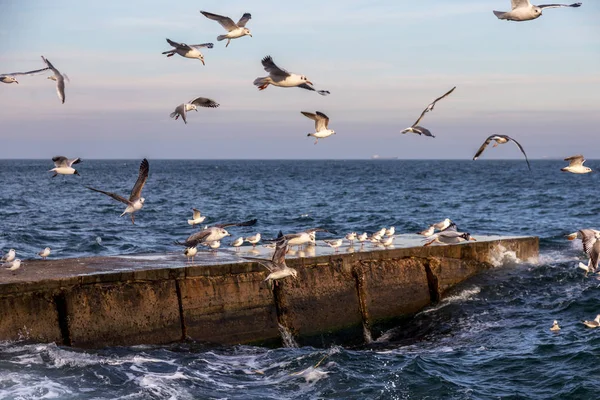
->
278;323;299;348
489;244;520;267
419;286;482;315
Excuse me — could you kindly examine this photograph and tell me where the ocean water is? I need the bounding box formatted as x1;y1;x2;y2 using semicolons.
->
1;159;600;399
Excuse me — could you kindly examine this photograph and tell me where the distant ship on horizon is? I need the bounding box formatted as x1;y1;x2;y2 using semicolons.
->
371;155;399;160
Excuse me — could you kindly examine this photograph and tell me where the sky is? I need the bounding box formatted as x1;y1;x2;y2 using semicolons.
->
0;0;599;159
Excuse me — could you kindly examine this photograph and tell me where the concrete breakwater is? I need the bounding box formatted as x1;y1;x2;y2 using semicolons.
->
0;236;538;348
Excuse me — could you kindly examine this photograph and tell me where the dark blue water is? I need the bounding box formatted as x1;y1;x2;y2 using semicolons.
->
1;159;600;399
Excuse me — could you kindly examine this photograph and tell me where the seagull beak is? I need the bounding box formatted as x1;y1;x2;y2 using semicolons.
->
306;80;313;86
566;233;578;240
201;59;205;66
470;237;477;241
15;81;19;84
249;33;253;37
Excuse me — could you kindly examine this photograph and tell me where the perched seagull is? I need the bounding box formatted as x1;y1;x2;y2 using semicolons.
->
231;237;244;251
49;156;82;177
345;232;357;245
424;231;476;246
183;246;198;262
493;1;582;21
550;320;561;331
385;227;395;237
432;218;454;231
582;314;600;328
38;247;51;260
561;155;592;174
3;259;21;271
253;56;330;95
401;87;456;138
175;219;257;247
203;240;221;252
324;239;343;252
380;236;394;247
41;56;67;104
1;249;16;263
200;11;252;47
170;96;219;125
302;111;335;144
85;158;149;225
245;233;261;248
377;228;387;238
271;228;330;249
1;67;50;84
418;226;436;237
244;233;298;288
162;39;213;65
566;229;600;274
473;135;531;170
187;208;206;226
357;232;368;246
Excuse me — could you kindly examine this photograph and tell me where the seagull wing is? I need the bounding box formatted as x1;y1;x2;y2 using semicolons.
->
56;77;65;104
2;67;50;77
200;11;238;31
86;186;131;205
179;229;213;247
579;229;599;257
237;13;252;27
272;238;289;265
296;83;330;96
315;111;329;131
129;158;149;202
589;240;600;273
52;156;68;167
505;136;531;170
413;126;434;137
512;0;532;9
243;257;277;272
189;43;214;50
564;155;585;167
189;97;220;108
428;86;456;109
166;38;188;50
441;222;458;232
261;56;290;77
192;208;202;219
212;218;258;228
412;108;428;127
473;135;496;160
68;157;82;167
538;3;582;10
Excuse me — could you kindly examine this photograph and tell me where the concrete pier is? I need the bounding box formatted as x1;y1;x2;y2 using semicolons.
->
0;235;538;348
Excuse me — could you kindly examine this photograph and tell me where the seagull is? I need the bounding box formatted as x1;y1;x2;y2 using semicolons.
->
385;227;395;237
244;233;298;288
473;135;531;170
324;239;343;251
170;96;219;124
1;249;16;263
38;247;51;260
231;237;244;251
203;240;221;252
401;87;456;138
49;156;82;177
187;208;206;226
302;111;335;144
561;155;592;174
550;320;561;331
253;56;330;95
377;228;387;238
162;39;213;65
432;218;453;231
85;158;149;225
1;67;50;84
200;11;252;47
345;232;357;245
357;232;368;246
41;56;67;104
418;226;435;236
494;1;582;21
183;246;198;262
567;229;600;274
245;233;261;248
424;231;476;246
380;236;394;247
582;314;600;328
175;219;257;247
3;259;21;271
273;228;332;249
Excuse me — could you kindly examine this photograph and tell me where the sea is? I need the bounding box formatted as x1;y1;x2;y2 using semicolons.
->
1;159;600;399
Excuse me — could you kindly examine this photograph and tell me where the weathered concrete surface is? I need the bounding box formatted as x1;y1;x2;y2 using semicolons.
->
0;235;539;348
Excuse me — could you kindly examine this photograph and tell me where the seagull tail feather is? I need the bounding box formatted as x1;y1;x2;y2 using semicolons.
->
217;34;228;42
253;77;268;87
169;111;178;119
493;10;506;19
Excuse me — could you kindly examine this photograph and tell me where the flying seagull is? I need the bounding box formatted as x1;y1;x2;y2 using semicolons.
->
401;87;456;138
244;232;298;288
1;67;50;84
582;314;600;328
41;56;67;104
253;56;330;95
86;159;149;224
200;11;252;47
494;1;582;21
566;229;600;274
170;96;219;124
302;111;335;144
175;219;258;247
49;156;82;177
561;155;592;174
162;39;214;65
473;135;531;170
187;208;206;226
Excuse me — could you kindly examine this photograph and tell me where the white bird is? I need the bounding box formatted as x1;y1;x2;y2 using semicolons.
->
200;11;252;48
302;111;335;145
170;96;219;125
1;67;50;84
3;259;21;271
231;237;244;250
369;233;383;242
561;155;592;174
184;246;197;262
324;239;343;251
550;320;561;331
385;227;395;237
2;249;16;263
473;135;531;170
582;314;600;328
357;232;368;245
162;38;213;65
85;158;149;225
245;233;261;248
41;56;67;104
377;228;387;237
493;1;582;21
345;232;357;245
175;219;256;247
244;234;298;288
38;247;51;260
432;219;453;231
424;231;476;246
49;156;82;177
401;87;456;138
253;56;330;95
203;240;221;252
380;236;394;247
418;226;435;236
567;229;600;274
187;208;206;226
279;229;329;249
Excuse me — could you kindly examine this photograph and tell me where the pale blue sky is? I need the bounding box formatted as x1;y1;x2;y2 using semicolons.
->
1;0;598;159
